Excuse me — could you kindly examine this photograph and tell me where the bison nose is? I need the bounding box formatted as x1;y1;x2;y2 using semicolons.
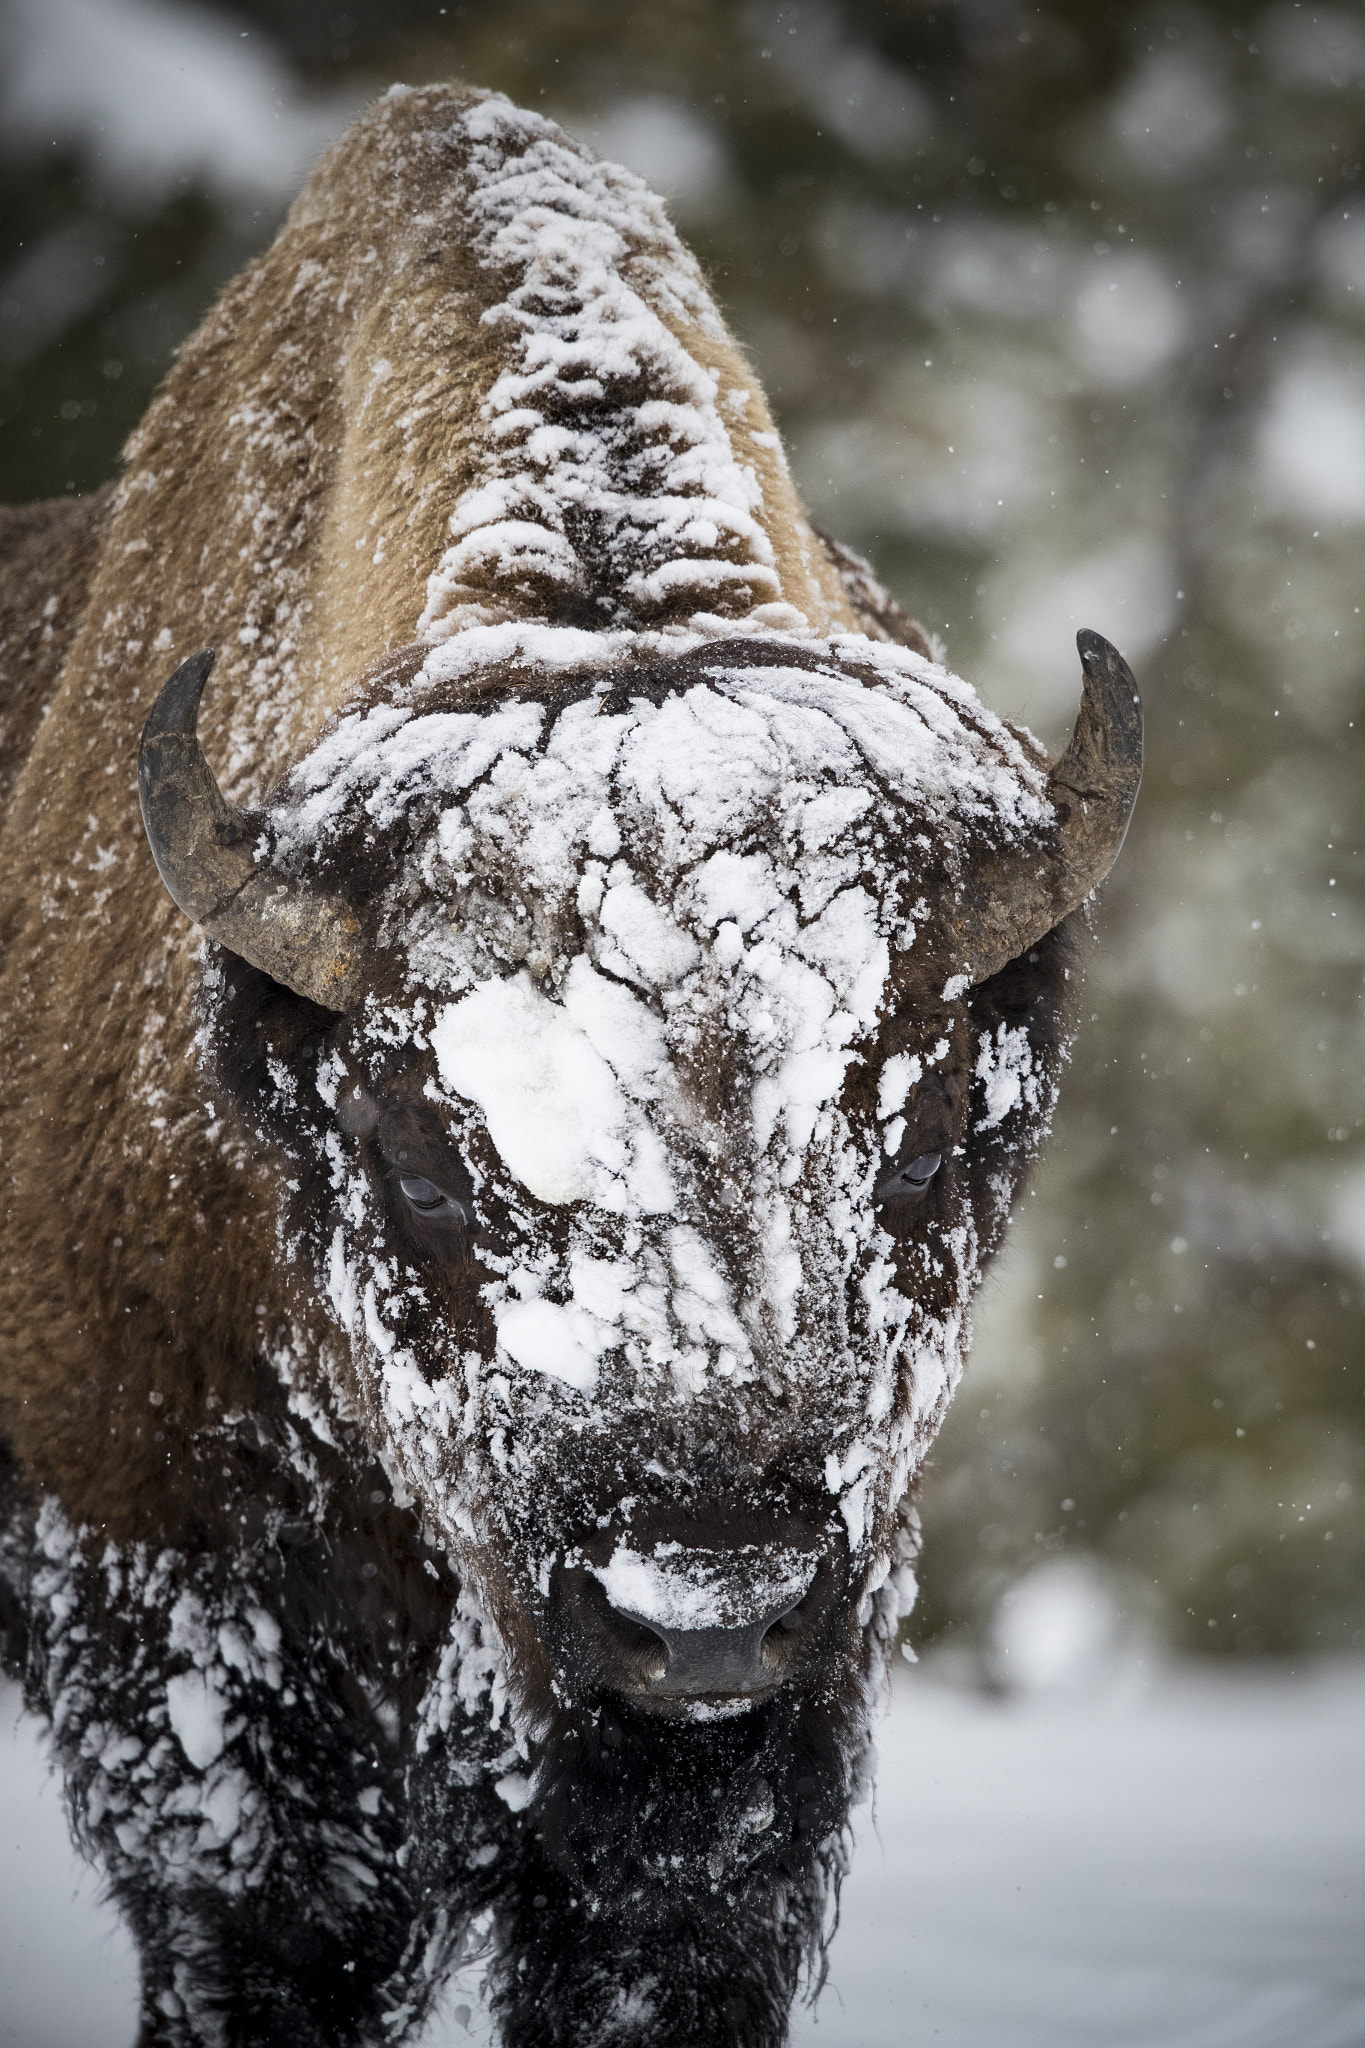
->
552;1553;836;1706
614;1600;804;1700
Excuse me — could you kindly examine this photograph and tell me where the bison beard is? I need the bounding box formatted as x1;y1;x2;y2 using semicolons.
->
486;1686;863;2048
0;80;1139;2048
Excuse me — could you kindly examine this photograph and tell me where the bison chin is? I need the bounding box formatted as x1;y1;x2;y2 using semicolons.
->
484;1664;876;2048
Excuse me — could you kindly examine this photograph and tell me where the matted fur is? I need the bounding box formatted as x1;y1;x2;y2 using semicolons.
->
0;83;1091;2048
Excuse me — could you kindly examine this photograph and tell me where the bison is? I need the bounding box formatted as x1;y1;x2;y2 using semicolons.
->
0;83;1140;2048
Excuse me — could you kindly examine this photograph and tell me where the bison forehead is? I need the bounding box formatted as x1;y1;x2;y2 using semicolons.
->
284;641;1044;1208
278;637;1048;959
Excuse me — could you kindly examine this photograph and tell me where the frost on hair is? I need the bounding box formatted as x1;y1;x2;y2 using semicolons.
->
419;97;788;638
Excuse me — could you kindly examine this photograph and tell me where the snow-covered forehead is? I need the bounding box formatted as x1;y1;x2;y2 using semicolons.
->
285;651;1046;1198
284;639;1046;911
287;639;1043;1206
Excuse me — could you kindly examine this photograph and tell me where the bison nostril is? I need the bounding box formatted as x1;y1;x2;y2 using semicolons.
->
759;1602;806;1674
612;1595;820;1700
601;1605;668;1685
625;1611;779;1698
624;1620;668;1686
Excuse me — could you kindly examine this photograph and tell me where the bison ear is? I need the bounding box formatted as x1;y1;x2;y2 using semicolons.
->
943;630;1142;989
138;649;363;1011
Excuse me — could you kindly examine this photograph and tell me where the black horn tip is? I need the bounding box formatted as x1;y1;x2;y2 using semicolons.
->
144;647;217;746
1075;626;1143;757
1076;625;1116;666
1075;626;1132;695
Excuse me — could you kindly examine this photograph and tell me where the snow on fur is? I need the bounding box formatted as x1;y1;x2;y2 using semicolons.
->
418;96;803;638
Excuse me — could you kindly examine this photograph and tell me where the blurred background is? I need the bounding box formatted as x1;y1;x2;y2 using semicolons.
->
3;0;1363;1680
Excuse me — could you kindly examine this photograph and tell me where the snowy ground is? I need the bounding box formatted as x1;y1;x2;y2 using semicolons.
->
4;1662;1363;2048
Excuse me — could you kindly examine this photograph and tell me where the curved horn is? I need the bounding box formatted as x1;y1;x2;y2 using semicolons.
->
138;649;361;1010
945;629;1142;989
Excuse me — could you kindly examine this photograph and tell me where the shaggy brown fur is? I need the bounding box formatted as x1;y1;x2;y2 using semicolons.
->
0;489;115;813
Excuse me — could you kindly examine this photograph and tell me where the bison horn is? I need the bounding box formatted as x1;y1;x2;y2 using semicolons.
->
138;649;362;1010
946;629;1142;989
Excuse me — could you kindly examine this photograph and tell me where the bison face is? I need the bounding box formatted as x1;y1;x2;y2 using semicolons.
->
142;630;1137;1745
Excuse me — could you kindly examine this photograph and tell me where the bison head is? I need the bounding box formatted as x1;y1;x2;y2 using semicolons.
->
139;624;1138;2016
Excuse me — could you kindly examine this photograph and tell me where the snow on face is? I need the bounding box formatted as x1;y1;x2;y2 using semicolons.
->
589;1541;817;1632
430;966;676;1215
271;636;1051;1604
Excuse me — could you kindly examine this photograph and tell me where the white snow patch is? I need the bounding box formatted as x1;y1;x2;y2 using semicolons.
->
276;700;546;854
877;1052;922;1121
590;1543;816;1630
165;1669;228;1772
431;971;675;1215
561;956;671;1100
975;1022;1039;1131
493;1772;534;1813
494;1298;606;1394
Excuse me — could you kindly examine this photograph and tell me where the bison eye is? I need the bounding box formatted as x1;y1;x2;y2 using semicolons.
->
398;1175;473;1225
874;1151;942;1205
